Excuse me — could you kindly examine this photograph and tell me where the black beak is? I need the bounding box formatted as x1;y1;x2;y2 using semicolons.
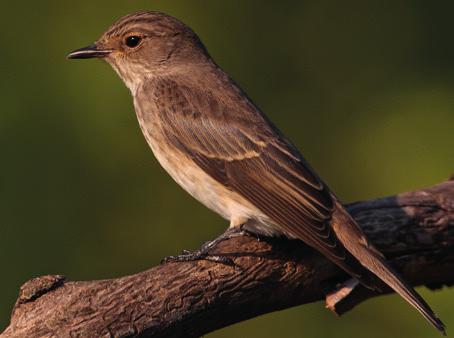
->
67;44;112;59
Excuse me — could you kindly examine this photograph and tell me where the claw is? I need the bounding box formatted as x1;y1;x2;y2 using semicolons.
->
160;226;248;267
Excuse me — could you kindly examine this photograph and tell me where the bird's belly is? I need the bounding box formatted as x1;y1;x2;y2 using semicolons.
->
145;138;280;236
147;137;252;222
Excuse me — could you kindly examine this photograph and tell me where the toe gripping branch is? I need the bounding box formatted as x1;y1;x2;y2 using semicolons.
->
161;226;248;266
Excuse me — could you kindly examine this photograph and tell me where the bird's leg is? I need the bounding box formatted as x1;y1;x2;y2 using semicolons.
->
161;226;247;265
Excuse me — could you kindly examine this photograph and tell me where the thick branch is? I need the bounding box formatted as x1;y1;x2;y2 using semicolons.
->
2;181;454;338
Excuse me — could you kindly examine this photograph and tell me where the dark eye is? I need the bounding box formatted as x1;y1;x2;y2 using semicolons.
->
125;36;142;48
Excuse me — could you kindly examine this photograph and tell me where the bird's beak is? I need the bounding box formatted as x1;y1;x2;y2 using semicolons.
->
67;44;112;59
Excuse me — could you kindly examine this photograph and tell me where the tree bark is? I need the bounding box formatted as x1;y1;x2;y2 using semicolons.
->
1;180;453;338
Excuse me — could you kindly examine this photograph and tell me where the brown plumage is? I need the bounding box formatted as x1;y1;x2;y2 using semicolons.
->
68;11;445;334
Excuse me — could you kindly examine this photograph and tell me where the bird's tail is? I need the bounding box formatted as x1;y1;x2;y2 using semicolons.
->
360;249;445;335
331;202;446;335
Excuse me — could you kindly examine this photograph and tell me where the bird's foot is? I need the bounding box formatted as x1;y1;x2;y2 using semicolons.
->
161;226;247;266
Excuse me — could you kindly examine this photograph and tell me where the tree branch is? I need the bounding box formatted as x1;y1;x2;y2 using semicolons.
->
2;180;454;338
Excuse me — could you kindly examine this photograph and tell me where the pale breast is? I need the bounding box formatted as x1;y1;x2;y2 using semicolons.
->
133;95;256;224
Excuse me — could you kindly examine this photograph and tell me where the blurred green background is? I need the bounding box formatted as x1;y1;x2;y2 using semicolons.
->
1;1;453;337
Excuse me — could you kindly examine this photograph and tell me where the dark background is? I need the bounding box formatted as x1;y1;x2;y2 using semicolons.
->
1;1;453;337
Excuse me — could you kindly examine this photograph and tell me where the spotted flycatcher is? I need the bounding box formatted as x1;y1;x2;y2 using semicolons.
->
68;11;445;334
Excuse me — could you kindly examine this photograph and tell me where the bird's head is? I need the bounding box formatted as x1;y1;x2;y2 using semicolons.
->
67;11;209;91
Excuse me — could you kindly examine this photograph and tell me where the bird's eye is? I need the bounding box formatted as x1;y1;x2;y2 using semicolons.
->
125;36;142;48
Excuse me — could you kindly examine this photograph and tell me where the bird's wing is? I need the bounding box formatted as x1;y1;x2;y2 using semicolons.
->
150;78;360;275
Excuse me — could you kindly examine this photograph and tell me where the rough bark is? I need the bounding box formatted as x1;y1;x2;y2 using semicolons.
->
1;180;453;338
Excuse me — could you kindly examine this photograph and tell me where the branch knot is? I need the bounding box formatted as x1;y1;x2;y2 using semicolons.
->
18;274;66;304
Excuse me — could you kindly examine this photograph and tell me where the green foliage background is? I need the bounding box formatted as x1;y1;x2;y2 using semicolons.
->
1;1;453;337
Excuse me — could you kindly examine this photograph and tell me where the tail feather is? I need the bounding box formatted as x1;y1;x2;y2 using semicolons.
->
363;252;446;335
331;202;446;335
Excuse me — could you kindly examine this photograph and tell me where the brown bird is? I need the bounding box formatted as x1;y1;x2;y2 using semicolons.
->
68;11;445;334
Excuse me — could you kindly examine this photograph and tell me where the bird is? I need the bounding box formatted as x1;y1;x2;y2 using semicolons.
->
67;11;445;334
